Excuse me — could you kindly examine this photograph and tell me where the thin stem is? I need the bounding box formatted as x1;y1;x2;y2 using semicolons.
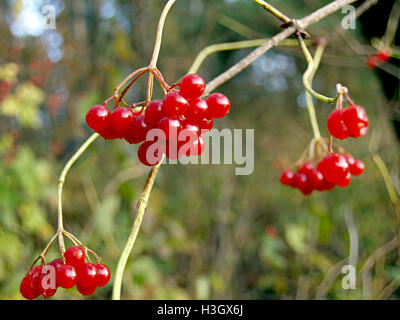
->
253;0;292;24
118;71;147;103
112;158;164;300
57;133;99;253
298;35;337;104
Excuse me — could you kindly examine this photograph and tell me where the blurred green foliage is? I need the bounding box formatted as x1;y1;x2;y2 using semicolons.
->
0;0;399;300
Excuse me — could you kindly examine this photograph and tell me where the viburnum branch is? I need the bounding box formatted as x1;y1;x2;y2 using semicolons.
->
205;0;357;95
253;0;292;25
112;156;164;300
188;38;302;74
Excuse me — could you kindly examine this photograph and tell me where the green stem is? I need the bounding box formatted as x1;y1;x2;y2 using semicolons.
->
112;158;163;300
298;36;337;104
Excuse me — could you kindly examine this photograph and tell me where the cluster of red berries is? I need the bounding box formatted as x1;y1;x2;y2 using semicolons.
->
366;49;391;69
85;74;231;166
280;153;365;195
327;104;369;139
20;246;110;300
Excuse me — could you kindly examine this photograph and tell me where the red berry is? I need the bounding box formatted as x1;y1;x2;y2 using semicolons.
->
163;92;189;117
179;74;206;99
77;283;96;296
110;107;135;134
145;100;164;126
343;154;355;167
38;273;57;298
316;178;335;191
337;171;352;188
98;124;124;140
181;135;205;156
376;49;391;62
317;153;350;185
294;173;313;195
125;115;149;144
298;162;314;175
95;264;111;288
138;140;164;167
77;263;98;288
179;120;200;141
187;98;209;121
342;105;368;138
64;246;85;268
280;170;295;186
48;258;64;272
20;275;40;300
86;105;110;132
196;118;213;133
366;56;379;69
308;169;324;189
327;109;350;140
350;159;365;176
206;93;231;119
158;117;181;141
57;265;78;289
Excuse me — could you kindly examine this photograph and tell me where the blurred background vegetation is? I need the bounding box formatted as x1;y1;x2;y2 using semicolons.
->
0;0;399;300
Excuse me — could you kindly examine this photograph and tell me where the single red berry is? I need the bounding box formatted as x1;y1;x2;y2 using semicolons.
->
57;264;78;289
125;115;149;144
342;105;368;138
308;169;324;189
86;105;110;132
327;109;350;140
337;171;352;188
110;107;135;134
77;283;96;296
48;258;64;272
350;159;365;176
315;178;336;192
20;275;40;300
145;100;164;126
64;246;85;268
186;98;209;121
77;263;98;288
298;162;314;175
317;153;350;185
343;154;356;167
376;49;391;62
366;56;379;69
163;91;189;117
280;170;295;186
294;173;313;195
158;117;181;141
95;264;111;288
138;140;164;167
197;118;213;133
179;74;206;99
206;93;231;119
179;120;200;142
38;273;57;298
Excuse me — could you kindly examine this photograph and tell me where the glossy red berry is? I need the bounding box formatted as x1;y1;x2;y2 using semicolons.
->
337;171;352;188
138;140;164;167
57;264;78;289
280;170;295;186
38;273;57;298
20;274;40;300
317;153;350;185
98;124;124;140
298;162;314;175
179;120;200;141
48;258;64;272
77;263;98;288
207;93;231;119
309;169;324;189
327;109;350;140
145;100;164;126
197;118;214;133
158;117;181;141
77;283;96;296
350;159;365;176
110;107;135;133
64;246;85;268
186;98;209;121
86;105;110;132
179;74;206;99
163;91;189;117
294;173;312;195
125;115;149;144
95;264;111;288
343;154;355;167
342;105;368;138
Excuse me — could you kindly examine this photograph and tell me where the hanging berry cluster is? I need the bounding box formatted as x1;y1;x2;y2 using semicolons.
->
85;74;230;166
20;246;110;299
280;90;368;195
